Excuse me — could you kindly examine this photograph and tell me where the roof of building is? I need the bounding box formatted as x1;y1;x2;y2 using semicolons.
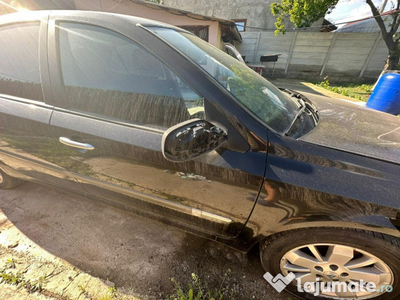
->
321;19;337;32
337;9;400;33
0;0;242;42
126;0;242;42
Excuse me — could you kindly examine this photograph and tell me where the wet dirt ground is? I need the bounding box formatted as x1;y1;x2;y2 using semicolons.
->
0;182;288;300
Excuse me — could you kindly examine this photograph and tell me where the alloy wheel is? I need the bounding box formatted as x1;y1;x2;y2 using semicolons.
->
280;243;394;299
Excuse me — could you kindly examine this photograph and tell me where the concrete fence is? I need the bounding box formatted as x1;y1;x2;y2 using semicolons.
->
238;31;388;81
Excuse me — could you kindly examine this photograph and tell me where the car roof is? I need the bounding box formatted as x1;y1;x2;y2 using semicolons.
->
0;10;49;25
0;10;185;32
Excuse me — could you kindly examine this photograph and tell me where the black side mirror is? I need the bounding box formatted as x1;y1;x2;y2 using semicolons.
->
162;119;227;162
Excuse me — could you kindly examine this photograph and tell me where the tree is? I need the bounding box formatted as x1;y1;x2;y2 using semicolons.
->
271;0;400;70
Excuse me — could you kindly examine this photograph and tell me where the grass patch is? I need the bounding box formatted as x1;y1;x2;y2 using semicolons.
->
168;272;233;300
99;286;119;300
316;77;374;102
0;271;25;286
0;269;49;293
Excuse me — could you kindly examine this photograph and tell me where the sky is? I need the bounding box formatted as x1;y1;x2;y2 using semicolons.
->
327;0;398;27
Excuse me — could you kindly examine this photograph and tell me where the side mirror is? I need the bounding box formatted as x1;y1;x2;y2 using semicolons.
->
162;119;227;162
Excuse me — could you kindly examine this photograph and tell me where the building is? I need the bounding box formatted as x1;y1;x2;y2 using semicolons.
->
163;0;324;32
337;9;400;33
0;0;75;12
74;0;242;48
0;0;241;49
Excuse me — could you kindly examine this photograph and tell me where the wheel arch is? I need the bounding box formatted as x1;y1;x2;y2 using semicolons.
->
241;218;400;253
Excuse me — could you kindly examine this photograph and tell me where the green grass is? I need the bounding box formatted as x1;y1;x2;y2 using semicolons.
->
168;272;233;300
316;77;374;102
0;271;25;286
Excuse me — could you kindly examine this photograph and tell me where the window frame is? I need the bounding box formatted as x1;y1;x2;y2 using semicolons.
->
232;19;247;32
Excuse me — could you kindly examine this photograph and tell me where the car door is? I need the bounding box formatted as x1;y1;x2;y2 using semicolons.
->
45;12;268;240
0;12;84;193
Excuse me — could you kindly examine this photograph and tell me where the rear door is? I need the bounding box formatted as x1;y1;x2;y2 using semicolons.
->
0;13;83;192
45;12;267;239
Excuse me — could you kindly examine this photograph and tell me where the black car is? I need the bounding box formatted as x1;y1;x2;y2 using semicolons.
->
0;10;399;300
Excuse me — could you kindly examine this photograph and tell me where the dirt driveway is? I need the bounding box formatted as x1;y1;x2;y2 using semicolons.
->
0;182;287;300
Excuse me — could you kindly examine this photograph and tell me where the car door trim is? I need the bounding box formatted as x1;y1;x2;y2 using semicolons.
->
77;172;233;224
52;108;164;134
0;97;53;124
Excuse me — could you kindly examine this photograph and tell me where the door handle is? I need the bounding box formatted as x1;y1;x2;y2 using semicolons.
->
59;137;94;151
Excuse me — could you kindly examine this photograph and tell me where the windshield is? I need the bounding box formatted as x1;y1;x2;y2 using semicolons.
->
149;27;298;134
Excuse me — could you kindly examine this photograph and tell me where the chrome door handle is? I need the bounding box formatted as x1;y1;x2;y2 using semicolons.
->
59;137;94;151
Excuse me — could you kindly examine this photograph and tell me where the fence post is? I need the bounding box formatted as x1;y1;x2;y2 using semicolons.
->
252;32;261;63
285;31;298;75
359;33;381;78
320;32;338;77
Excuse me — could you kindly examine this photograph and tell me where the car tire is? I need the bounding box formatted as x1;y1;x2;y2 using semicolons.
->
260;227;400;300
0;169;24;189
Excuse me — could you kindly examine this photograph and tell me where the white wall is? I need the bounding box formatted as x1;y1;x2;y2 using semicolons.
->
163;0;323;32
238;31;387;79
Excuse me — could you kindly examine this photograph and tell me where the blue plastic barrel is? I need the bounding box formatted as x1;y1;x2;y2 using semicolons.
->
366;73;400;115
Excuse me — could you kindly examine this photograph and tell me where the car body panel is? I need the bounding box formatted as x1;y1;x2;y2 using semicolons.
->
40;11;267;239
0;11;399;254
49;108;266;238
300;95;400;165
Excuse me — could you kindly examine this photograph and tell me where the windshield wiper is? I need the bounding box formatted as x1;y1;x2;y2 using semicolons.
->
279;88;319;136
284;97;306;136
280;88;318;114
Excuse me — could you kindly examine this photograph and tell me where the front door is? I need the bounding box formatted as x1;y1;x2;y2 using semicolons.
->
46;15;267;238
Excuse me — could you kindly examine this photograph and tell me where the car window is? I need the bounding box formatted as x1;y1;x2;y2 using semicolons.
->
58;22;204;129
151;28;298;134
0;23;43;102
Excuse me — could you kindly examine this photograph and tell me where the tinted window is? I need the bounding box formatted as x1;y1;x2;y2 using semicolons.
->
0;23;43;101
152;28;298;134
58;22;204;129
